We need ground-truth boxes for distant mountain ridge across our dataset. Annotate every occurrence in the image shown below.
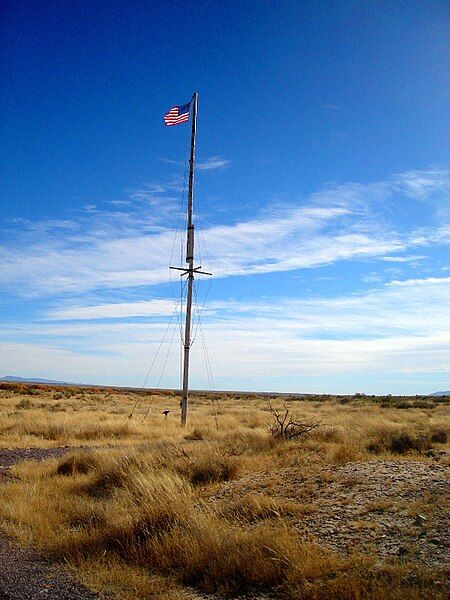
[1,375,74,385]
[1,375,449,396]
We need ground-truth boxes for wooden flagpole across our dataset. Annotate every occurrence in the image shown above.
[180,92,198,427]
[169,92,210,427]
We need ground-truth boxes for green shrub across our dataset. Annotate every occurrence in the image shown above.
[16,398,32,409]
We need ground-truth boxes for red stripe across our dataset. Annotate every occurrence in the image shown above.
[163,104,190,126]
[164,116,188,121]
[164,114,189,126]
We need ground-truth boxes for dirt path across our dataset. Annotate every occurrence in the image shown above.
[0,446,100,600]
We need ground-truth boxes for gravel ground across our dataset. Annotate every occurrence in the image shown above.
[0,532,99,600]
[0,446,83,481]
[0,446,100,600]
[1,449,448,599]
[212,459,450,570]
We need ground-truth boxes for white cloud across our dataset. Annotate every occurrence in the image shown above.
[361,273,382,283]
[3,277,449,390]
[380,255,425,263]
[1,168,448,297]
[394,168,450,200]
[386,276,450,287]
[196,157,230,170]
[27,276,447,384]
[51,299,176,320]
[159,156,230,171]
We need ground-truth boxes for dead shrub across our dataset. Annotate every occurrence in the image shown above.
[219,430,278,455]
[145,519,297,594]
[393,401,412,409]
[221,494,281,522]
[268,401,321,440]
[158,443,241,486]
[51,468,197,560]
[361,500,393,514]
[27,422,68,441]
[312,427,344,443]
[332,442,364,464]
[77,453,151,498]
[83,469,129,499]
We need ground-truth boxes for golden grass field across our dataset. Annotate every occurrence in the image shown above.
[0,382,448,599]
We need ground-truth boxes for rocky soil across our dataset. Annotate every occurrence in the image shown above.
[0,532,99,600]
[1,448,448,598]
[212,460,450,571]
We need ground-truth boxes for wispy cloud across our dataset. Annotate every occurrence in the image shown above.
[380,255,425,263]
[51,299,176,320]
[47,276,450,338]
[394,167,450,200]
[386,276,450,287]
[107,200,132,207]
[196,156,230,170]
[159,156,230,171]
[361,273,382,283]
[3,276,449,392]
[0,167,448,297]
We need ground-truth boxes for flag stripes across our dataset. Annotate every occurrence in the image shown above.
[164,101,191,126]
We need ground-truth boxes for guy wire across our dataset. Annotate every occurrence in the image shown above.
[198,317,219,429]
[128,283,187,420]
[141,315,179,423]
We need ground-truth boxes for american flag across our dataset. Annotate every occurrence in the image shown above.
[164,101,191,126]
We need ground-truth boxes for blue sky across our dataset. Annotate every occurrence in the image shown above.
[1,0,449,394]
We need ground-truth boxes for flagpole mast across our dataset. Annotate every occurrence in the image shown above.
[180,92,198,427]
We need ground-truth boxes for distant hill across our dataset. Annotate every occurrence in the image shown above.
[0,375,73,385]
[1,376,449,397]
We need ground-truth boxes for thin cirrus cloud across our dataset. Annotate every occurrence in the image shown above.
[47,276,450,342]
[159,156,230,170]
[380,255,425,263]
[2,276,448,391]
[196,156,230,170]
[0,167,448,297]
[1,166,448,393]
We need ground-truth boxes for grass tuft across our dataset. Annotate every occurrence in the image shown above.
[56,453,100,476]
[367,430,433,455]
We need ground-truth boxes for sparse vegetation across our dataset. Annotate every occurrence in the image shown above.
[268,400,322,439]
[0,382,448,599]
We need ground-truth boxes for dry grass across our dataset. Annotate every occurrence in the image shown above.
[0,383,448,599]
